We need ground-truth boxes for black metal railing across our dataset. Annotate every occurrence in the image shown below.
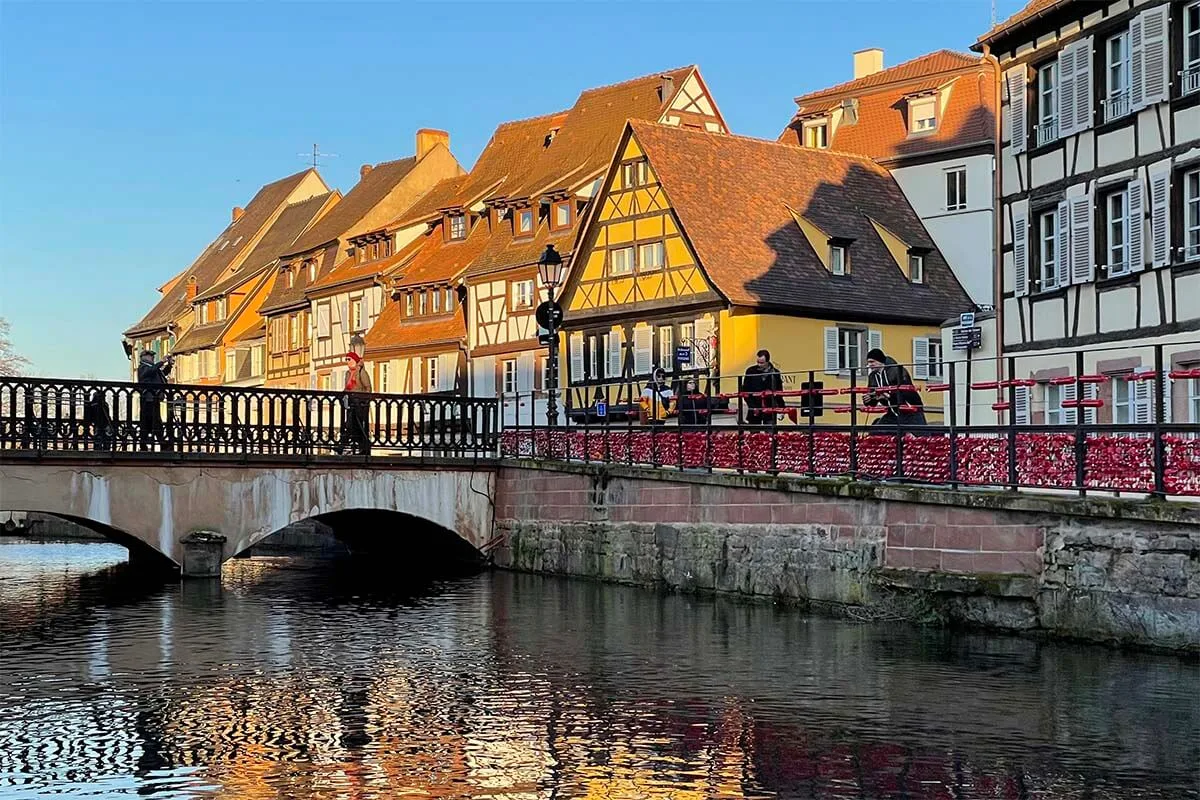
[0,377,499,460]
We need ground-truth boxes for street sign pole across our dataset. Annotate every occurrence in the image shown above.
[536,299,565,427]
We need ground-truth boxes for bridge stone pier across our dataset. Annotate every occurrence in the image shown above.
[0,460,496,576]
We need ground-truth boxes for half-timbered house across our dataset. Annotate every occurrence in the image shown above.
[558,121,973,422]
[978,0,1200,425]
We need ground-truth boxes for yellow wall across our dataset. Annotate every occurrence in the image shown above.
[719,310,943,421]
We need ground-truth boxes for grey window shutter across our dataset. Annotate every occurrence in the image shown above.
[1005,66,1028,154]
[823,327,839,374]
[1013,209,1029,296]
[1127,177,1145,272]
[1148,166,1171,267]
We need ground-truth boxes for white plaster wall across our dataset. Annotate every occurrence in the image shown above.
[1031,151,1065,186]
[1097,126,1135,169]
[1098,286,1138,333]
[890,154,994,305]
[1032,296,1066,340]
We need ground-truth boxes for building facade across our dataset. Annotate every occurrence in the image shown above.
[781,49,997,306]
[979,0,1200,425]
[558,121,973,422]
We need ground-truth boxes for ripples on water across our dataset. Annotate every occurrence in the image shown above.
[0,537,1196,799]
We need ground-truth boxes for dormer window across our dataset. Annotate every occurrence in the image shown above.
[909,96,937,133]
[517,208,534,236]
[908,253,925,284]
[830,244,848,276]
[432,288,441,314]
[492,207,507,231]
[405,292,414,317]
[418,292,427,315]
[287,268,295,289]
[448,214,467,241]
[551,200,572,231]
[307,260,317,283]
[803,118,829,149]
[621,160,649,188]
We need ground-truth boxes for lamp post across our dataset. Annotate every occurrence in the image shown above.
[348,333,366,359]
[536,244,566,426]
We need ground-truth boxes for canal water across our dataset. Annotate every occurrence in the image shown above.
[0,538,1196,799]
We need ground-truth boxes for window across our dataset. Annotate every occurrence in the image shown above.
[553,202,571,229]
[351,299,364,332]
[1190,378,1200,423]
[945,167,967,211]
[448,214,466,241]
[217,298,227,320]
[658,326,673,370]
[622,160,649,188]
[289,314,300,349]
[405,293,414,317]
[287,268,295,289]
[432,289,441,314]
[308,260,317,283]
[1105,30,1131,121]
[517,209,534,235]
[502,359,517,394]
[1046,384,1066,425]
[587,335,599,379]
[1105,188,1129,275]
[1037,61,1059,144]
[679,323,694,370]
[638,241,665,272]
[1186,168,1200,262]
[1039,209,1059,289]
[908,96,937,133]
[837,329,862,372]
[1186,2,1200,95]
[418,292,427,315]
[610,247,634,276]
[926,337,943,380]
[225,351,236,380]
[830,245,847,276]
[803,119,829,149]
[493,207,507,230]
[251,345,264,376]
[446,287,456,311]
[511,279,534,310]
[379,362,390,394]
[198,304,208,325]
[906,253,925,283]
[1113,378,1132,424]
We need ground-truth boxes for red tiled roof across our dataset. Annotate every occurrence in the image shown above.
[975,0,1067,49]
[393,222,492,289]
[625,121,972,324]
[125,169,322,337]
[780,50,994,162]
[388,175,469,228]
[364,301,466,355]
[281,157,419,258]
[306,233,425,294]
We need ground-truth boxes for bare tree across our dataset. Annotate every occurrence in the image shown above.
[0,317,30,377]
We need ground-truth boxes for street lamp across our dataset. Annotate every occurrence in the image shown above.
[537,244,565,426]
[348,333,366,358]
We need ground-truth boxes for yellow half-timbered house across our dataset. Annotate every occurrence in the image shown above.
[559,121,974,421]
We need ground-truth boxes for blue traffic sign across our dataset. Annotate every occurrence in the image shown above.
[675,346,692,363]
[595,401,607,418]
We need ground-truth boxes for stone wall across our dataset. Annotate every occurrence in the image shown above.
[494,461,1200,651]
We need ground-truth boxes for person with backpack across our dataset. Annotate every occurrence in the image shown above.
[863,347,927,427]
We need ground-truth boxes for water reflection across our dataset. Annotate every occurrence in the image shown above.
[0,539,1196,799]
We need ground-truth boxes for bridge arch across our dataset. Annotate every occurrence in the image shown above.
[0,461,495,576]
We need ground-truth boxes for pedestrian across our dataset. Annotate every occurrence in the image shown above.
[863,347,927,428]
[676,376,709,427]
[639,368,674,425]
[137,350,174,451]
[339,351,373,455]
[742,349,783,425]
[84,390,114,451]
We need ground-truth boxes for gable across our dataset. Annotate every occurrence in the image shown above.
[660,72,726,133]
[565,134,718,318]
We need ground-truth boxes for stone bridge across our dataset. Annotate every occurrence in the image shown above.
[0,458,497,576]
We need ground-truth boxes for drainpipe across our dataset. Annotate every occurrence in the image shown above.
[982,44,1005,419]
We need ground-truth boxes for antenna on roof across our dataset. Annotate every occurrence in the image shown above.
[298,143,337,169]
[991,0,997,27]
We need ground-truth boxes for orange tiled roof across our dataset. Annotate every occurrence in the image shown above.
[364,301,465,355]
[306,232,425,295]
[195,191,336,302]
[626,120,972,324]
[393,222,492,289]
[281,157,419,259]
[781,50,994,162]
[975,0,1067,49]
[125,169,321,337]
[388,175,469,228]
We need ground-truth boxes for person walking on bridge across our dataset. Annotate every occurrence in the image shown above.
[338,351,373,455]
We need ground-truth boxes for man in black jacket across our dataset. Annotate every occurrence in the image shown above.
[137,350,174,450]
[743,349,783,425]
[863,348,927,427]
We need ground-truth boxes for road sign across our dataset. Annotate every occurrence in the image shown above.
[675,346,692,364]
[537,331,554,346]
[959,311,976,328]
[535,301,563,331]
[595,400,607,418]
[952,326,982,351]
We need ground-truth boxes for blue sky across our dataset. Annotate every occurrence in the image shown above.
[0,0,1025,379]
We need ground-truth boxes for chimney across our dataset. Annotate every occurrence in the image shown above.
[416,128,450,160]
[659,74,675,102]
[232,206,245,222]
[853,48,884,80]
[360,164,373,180]
[185,276,198,301]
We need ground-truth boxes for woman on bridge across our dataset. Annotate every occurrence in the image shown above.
[337,352,373,455]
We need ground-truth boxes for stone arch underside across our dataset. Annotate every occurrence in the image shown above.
[0,462,495,568]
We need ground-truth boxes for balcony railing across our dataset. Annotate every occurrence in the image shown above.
[1104,90,1130,122]
[1036,117,1058,146]
[1184,65,1200,96]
